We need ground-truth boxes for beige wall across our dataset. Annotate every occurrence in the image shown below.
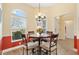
[58,14,75,39]
[34,3,76,31]
[76,4,79,38]
[2,3,37,36]
[0,4,2,53]
[59,16,65,39]
[2,3,76,39]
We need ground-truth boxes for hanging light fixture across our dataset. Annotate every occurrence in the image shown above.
[35,3,46,19]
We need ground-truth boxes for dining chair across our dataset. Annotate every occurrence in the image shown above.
[22,32,38,55]
[0,51,2,55]
[27,31,35,42]
[46,31,53,35]
[28,31,34,35]
[40,34,58,55]
[41,31,53,42]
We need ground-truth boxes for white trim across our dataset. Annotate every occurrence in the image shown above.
[2,45,26,55]
[10,11,27,42]
[11,39,23,42]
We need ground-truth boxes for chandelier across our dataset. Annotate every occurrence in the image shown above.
[35,3,46,19]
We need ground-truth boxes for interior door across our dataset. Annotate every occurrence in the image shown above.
[65,20,74,39]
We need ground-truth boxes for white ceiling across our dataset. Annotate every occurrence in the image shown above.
[27,3,57,7]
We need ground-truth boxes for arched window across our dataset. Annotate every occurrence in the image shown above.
[10,9,27,42]
[11,9,26,17]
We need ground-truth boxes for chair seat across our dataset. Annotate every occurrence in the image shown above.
[40,42,56,51]
[28,42,38,49]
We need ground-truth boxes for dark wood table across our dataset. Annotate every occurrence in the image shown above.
[29,34,50,55]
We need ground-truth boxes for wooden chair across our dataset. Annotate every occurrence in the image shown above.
[40,34,58,55]
[28,31,34,35]
[46,31,53,35]
[41,31,53,42]
[27,31,35,42]
[0,51,2,55]
[22,32,38,55]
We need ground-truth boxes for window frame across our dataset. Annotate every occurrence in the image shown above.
[10,10,27,42]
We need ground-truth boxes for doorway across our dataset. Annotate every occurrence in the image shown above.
[53,13,76,54]
[61,13,74,40]
[54,13,75,40]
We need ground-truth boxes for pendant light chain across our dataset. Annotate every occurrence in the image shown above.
[39,3,40,13]
[35,3,46,19]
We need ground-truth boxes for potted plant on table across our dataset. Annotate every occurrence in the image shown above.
[36,26,44,36]
[20,29,26,38]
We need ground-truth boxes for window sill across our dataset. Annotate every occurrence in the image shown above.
[11,39,23,42]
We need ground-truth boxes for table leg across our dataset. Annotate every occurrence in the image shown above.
[38,38,41,55]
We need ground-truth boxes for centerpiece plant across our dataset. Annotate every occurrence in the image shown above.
[36,26,44,35]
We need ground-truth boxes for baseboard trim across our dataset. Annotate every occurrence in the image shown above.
[2,45,25,55]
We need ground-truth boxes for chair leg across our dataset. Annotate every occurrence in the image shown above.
[40,47,41,55]
[49,50,51,55]
[32,48,34,55]
[46,50,48,55]
[56,48,57,55]
[0,51,2,55]
[26,48,28,55]
[23,47,25,55]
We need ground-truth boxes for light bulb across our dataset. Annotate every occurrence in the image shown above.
[35,15,38,18]
[38,12,42,16]
[41,15,44,18]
